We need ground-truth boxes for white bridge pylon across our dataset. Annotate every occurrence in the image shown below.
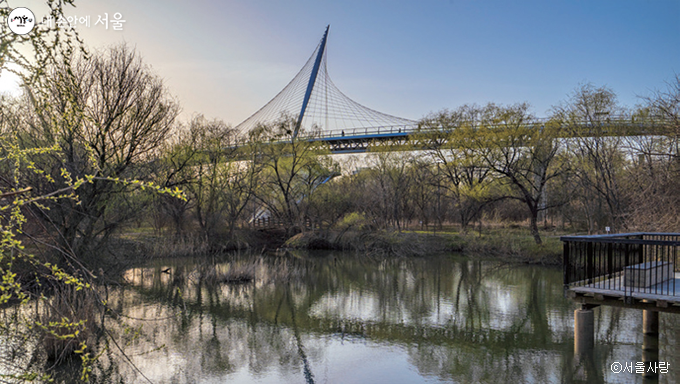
[235,25,416,139]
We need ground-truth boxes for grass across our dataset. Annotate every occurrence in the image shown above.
[107,221,566,267]
[282,225,564,264]
[409,226,564,265]
[460,231,562,265]
[284,230,450,257]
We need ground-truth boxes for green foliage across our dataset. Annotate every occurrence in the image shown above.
[250,116,338,233]
[418,106,496,229]
[0,4,184,380]
[417,103,567,243]
[1,0,85,87]
[334,212,370,231]
[0,128,185,380]
[0,128,90,380]
[2,43,181,258]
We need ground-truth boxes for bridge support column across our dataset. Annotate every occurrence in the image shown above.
[642,310,659,379]
[643,309,659,336]
[574,304,596,355]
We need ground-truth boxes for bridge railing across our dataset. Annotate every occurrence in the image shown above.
[304,124,418,140]
[251,217,316,230]
[300,115,672,141]
[562,233,680,298]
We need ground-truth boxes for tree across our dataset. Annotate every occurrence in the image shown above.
[1,1,123,379]
[175,115,259,242]
[13,44,179,257]
[551,84,628,232]
[621,76,680,231]
[641,74,680,157]
[467,103,567,244]
[418,106,495,231]
[152,127,201,236]
[407,155,439,230]
[250,116,338,234]
[1,0,84,87]
[361,150,415,231]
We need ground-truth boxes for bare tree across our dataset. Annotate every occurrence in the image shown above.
[176,115,259,242]
[551,84,628,232]
[14,44,179,257]
[152,127,201,236]
[641,74,680,157]
[363,150,414,231]
[621,76,680,231]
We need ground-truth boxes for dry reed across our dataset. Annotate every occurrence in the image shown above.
[39,284,101,364]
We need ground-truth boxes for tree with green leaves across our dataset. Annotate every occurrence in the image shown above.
[1,4,183,380]
[466,103,567,244]
[250,116,338,234]
[418,106,495,231]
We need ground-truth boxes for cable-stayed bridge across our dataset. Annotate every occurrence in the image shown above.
[235,26,673,154]
[235,26,418,152]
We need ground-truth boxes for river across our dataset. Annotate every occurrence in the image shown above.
[54,251,679,383]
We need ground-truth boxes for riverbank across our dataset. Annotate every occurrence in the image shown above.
[283,228,563,265]
[92,226,563,274]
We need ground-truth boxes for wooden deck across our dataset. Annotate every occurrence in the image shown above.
[562,232,680,313]
[567,273,680,313]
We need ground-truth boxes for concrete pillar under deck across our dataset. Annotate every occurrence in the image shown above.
[574,307,595,355]
[642,310,660,379]
[643,310,659,336]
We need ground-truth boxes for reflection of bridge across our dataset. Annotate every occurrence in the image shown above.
[235,26,672,154]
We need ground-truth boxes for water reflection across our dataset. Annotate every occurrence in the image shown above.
[57,252,679,383]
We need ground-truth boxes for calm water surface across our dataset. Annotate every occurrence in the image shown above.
[74,252,679,383]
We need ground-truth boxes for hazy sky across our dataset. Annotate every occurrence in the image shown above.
[5,0,680,125]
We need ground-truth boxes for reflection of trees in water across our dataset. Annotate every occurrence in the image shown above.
[405,342,560,384]
[89,293,320,383]
[89,253,680,383]
[287,283,316,384]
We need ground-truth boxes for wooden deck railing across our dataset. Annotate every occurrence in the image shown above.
[562,233,680,298]
[251,217,316,230]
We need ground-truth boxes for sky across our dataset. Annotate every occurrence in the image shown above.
[3,0,680,126]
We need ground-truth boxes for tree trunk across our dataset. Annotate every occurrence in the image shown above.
[530,212,542,244]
